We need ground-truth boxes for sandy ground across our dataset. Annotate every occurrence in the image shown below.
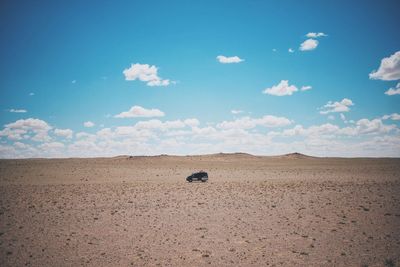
[0,153,399,266]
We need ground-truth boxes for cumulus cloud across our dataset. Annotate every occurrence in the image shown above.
[113,126,154,138]
[76,132,96,140]
[83,121,95,128]
[306,32,327,38]
[262,80,298,96]
[134,119,186,131]
[217,115,292,130]
[1,114,400,158]
[0,118,51,141]
[94,118,200,141]
[319,98,354,114]
[382,113,400,120]
[114,106,165,118]
[299,39,319,51]
[384,82,400,95]
[9,109,27,113]
[216,55,244,64]
[5,119,50,133]
[123,63,171,86]
[288,48,294,53]
[83,119,198,145]
[14,142,30,150]
[369,51,400,81]
[39,142,65,150]
[184,118,200,127]
[356,118,396,134]
[301,85,312,91]
[54,128,73,139]
[279,123,341,137]
[279,118,396,138]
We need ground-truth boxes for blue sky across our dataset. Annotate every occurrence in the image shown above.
[0,0,400,158]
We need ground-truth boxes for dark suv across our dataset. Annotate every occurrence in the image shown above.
[186,171,208,182]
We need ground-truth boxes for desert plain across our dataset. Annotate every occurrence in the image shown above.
[0,153,399,266]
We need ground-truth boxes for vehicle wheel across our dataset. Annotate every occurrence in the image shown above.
[188,179,192,182]
[201,179,206,182]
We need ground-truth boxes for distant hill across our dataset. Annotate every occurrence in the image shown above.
[280,152,315,159]
[117,152,314,160]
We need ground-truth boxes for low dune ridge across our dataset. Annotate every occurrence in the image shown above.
[0,154,399,266]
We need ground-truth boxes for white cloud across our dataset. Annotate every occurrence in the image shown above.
[184,118,200,127]
[328,115,335,120]
[147,79,170,87]
[5,118,50,133]
[262,80,298,96]
[319,98,354,114]
[9,109,27,113]
[384,82,400,95]
[1,142,38,158]
[299,39,319,51]
[385,88,400,95]
[369,51,400,81]
[272,48,277,52]
[279,123,341,137]
[123,63,171,86]
[217,115,292,130]
[1,114,400,158]
[356,118,396,134]
[134,119,186,131]
[113,126,153,138]
[288,48,294,53]
[76,132,96,140]
[54,128,73,139]
[301,85,312,91]
[192,126,217,136]
[0,118,51,141]
[0,129,24,141]
[279,119,396,138]
[382,113,400,120]
[83,121,95,128]
[340,113,346,121]
[29,92,34,96]
[306,32,327,38]
[92,118,199,143]
[231,110,244,115]
[216,55,244,64]
[14,142,30,149]
[68,140,100,156]
[39,142,65,150]
[72,80,76,84]
[114,106,165,118]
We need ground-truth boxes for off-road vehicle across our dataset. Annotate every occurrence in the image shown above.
[186,171,208,182]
